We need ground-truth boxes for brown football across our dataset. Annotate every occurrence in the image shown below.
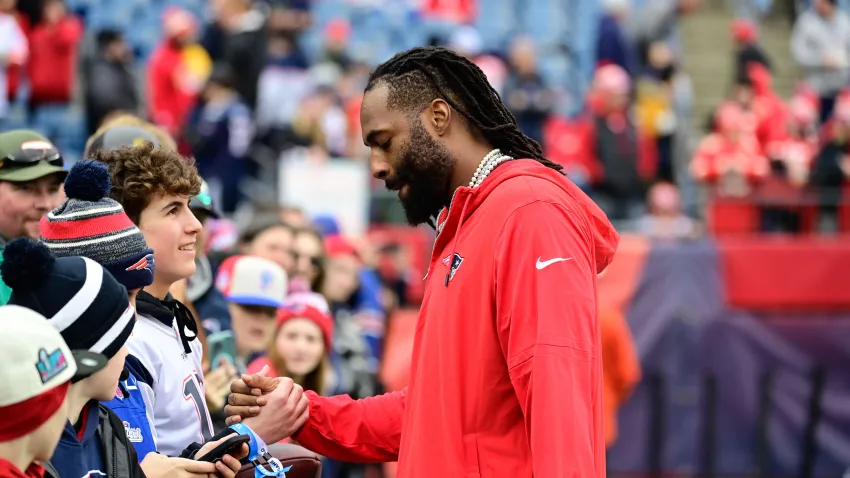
[235,443,321,478]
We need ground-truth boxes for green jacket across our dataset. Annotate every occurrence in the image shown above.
[0,243,9,305]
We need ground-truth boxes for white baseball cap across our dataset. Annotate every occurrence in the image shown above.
[216,255,288,308]
[0,305,107,441]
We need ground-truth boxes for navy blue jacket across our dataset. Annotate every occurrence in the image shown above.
[48,401,143,478]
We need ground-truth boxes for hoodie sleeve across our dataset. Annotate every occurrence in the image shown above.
[494,200,602,478]
[292,389,405,463]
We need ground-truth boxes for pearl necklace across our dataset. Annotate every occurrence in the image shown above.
[468,149,514,188]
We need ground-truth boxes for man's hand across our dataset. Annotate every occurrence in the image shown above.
[139,453,218,477]
[224,365,310,443]
[195,435,249,478]
[223,365,281,425]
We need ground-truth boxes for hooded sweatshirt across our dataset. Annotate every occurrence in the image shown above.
[47,401,144,478]
[49,401,105,478]
[293,159,619,478]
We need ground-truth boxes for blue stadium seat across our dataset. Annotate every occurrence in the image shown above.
[72,0,601,108]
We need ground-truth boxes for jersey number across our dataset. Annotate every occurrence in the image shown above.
[183,373,214,441]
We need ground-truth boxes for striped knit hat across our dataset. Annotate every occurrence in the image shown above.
[0,239,135,362]
[40,161,154,291]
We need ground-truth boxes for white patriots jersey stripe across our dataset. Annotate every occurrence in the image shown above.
[127,314,212,456]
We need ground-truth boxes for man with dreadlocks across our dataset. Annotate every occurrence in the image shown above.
[225,46,619,478]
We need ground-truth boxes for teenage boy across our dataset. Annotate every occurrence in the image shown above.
[91,142,214,456]
[0,305,96,478]
[179,179,231,335]
[0,239,245,477]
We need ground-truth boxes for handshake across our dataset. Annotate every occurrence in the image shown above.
[223,365,311,444]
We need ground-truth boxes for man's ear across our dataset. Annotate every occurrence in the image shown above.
[428,99,452,137]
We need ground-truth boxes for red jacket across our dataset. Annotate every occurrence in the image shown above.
[6,12,30,101]
[28,16,83,105]
[294,160,619,478]
[147,42,195,136]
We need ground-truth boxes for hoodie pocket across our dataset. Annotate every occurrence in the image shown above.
[463,434,481,477]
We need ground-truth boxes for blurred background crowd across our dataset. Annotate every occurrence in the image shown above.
[1,0,849,476]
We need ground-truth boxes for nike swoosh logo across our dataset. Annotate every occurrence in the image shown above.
[536,257,573,270]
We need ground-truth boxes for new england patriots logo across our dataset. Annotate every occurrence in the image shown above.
[36,348,68,384]
[441,253,464,282]
[126,254,155,273]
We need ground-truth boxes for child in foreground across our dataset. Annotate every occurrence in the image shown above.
[0,239,245,477]
[0,305,93,478]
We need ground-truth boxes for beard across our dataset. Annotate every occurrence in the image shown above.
[391,119,456,226]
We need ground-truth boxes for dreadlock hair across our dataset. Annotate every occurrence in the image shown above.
[365,46,563,174]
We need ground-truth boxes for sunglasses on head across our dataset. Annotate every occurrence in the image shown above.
[0,143,63,170]
[194,192,213,207]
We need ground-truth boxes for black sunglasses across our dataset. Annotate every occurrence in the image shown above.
[0,143,64,169]
[290,250,323,268]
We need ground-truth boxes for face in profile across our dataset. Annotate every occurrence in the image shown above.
[83,345,129,402]
[139,194,202,287]
[361,84,457,226]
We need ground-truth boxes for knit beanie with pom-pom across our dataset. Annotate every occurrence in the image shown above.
[0,238,134,364]
[39,160,154,291]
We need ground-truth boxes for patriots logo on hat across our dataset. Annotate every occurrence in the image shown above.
[126,254,155,273]
[36,348,68,384]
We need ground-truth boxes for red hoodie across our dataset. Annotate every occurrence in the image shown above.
[147,41,196,136]
[294,160,619,478]
[28,16,83,105]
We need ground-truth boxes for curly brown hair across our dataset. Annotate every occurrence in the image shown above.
[91,142,202,224]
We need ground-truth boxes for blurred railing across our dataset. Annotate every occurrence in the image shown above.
[705,183,850,236]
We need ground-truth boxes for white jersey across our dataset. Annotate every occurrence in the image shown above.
[127,313,213,456]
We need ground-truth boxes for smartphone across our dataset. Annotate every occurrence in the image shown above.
[207,330,237,371]
[196,434,251,463]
